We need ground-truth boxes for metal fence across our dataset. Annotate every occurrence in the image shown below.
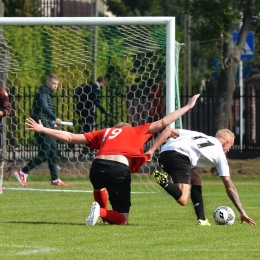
[181,77,260,159]
[5,80,260,161]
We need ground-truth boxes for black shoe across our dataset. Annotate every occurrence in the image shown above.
[150,170,168,187]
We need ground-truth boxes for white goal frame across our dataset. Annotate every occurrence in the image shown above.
[0,16,176,127]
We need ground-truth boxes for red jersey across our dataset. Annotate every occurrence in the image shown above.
[83,123,152,173]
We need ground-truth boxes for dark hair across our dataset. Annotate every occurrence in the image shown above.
[97,76,107,83]
[155,76,162,82]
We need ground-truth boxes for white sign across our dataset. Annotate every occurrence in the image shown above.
[233,32,254,59]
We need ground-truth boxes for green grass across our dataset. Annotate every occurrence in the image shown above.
[0,177,260,260]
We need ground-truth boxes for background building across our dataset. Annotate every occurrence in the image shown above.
[39,0,111,17]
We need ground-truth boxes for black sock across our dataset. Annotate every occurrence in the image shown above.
[164,183,182,200]
[190,185,205,220]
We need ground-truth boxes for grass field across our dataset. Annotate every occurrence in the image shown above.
[0,176,259,260]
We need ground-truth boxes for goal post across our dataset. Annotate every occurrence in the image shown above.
[0,17,182,192]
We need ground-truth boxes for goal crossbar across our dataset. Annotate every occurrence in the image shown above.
[0,17,174,26]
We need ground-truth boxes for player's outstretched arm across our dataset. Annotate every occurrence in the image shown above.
[25,118,88,145]
[221,176,256,226]
[148,94,200,134]
[145,128,178,160]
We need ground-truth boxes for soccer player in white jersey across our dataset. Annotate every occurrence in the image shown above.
[145,128,256,226]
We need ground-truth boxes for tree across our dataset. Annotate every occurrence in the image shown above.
[104,0,213,94]
[105,0,260,132]
[2,0,42,17]
[178,0,260,132]
[104,0,162,16]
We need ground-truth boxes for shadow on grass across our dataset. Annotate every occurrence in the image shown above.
[4,220,85,226]
[3,220,143,227]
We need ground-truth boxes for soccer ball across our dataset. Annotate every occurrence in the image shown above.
[213,206,235,225]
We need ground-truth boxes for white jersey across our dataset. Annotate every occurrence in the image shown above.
[160,129,230,177]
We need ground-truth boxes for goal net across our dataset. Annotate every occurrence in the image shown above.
[0,17,181,193]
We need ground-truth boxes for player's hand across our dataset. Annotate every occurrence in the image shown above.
[25,118,44,133]
[240,211,256,226]
[186,94,200,110]
[55,118,62,125]
[145,149,154,161]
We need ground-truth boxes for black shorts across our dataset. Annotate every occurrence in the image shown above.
[158,151,191,184]
[89,159,131,213]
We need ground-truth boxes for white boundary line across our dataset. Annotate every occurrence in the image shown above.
[2,187,158,194]
[0,244,54,256]
[4,187,92,193]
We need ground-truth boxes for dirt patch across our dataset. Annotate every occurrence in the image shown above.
[195,158,260,177]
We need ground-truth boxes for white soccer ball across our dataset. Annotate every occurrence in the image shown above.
[213,206,235,225]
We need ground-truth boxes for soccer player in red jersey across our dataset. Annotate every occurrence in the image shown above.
[24,94,200,226]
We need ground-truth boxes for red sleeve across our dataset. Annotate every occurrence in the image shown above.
[133,123,152,142]
[83,129,106,150]
[133,123,152,135]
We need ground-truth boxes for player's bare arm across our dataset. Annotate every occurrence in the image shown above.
[25,117,88,145]
[145,128,180,160]
[222,177,244,212]
[148,94,200,134]
[221,176,256,226]
[169,128,180,139]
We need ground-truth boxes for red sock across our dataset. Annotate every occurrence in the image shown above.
[100,208,126,225]
[93,189,108,209]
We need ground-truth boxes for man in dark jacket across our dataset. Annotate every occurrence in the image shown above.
[75,76,109,157]
[75,76,109,133]
[0,86,11,194]
[14,74,68,187]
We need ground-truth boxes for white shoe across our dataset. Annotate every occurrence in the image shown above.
[85,202,100,226]
[14,170,27,186]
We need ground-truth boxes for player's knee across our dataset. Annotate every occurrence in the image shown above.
[177,194,189,206]
[177,198,188,206]
[190,169,202,185]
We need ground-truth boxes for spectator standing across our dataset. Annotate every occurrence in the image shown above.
[75,76,110,157]
[149,77,166,122]
[75,76,109,133]
[14,74,69,187]
[0,86,11,194]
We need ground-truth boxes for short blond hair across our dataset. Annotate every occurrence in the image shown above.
[114,122,132,128]
[47,74,58,83]
[215,129,235,140]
